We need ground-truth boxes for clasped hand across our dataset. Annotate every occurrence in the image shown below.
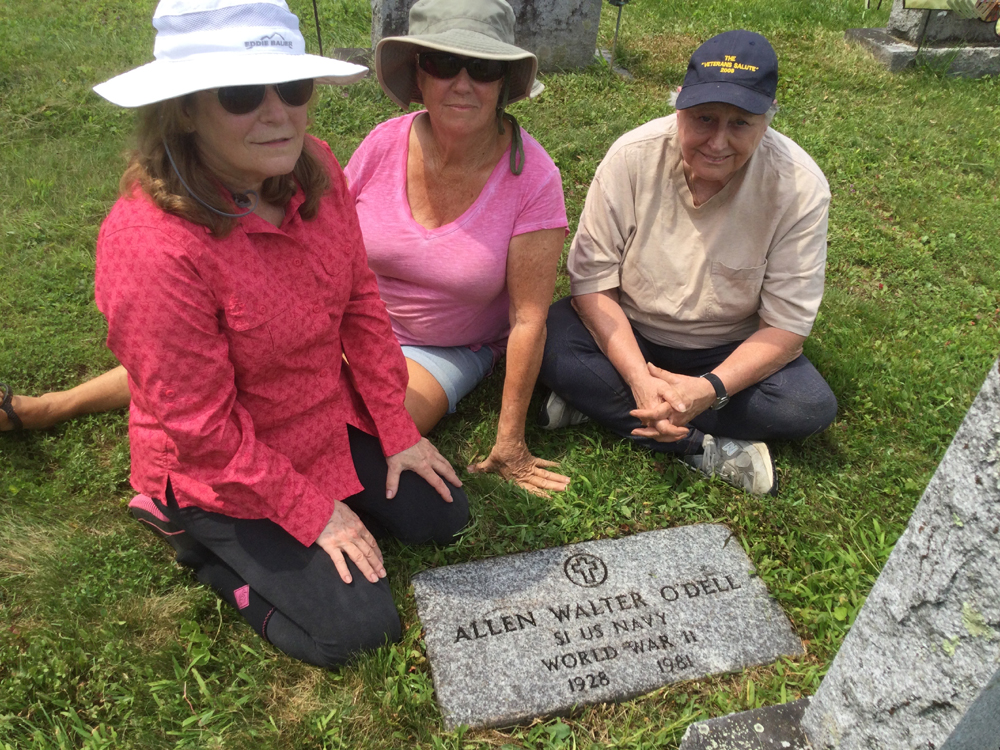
[629,363,716,442]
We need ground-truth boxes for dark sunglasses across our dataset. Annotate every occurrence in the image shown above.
[216,79,314,115]
[417,52,506,83]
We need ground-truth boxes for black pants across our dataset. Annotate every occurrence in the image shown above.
[156,426,469,669]
[539,297,838,455]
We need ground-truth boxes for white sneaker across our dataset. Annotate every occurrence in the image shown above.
[538,391,589,431]
[683,434,777,496]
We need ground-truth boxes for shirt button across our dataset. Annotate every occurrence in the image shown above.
[258,305,267,314]
[293,259,303,267]
[164,389,175,398]
[313,304,322,314]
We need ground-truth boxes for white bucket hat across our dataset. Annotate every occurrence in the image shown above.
[375,0,543,110]
[93,0,367,108]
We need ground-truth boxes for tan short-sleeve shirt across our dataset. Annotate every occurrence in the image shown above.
[569,114,830,349]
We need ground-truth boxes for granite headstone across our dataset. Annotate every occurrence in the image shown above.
[801,359,1000,749]
[886,0,998,44]
[678,359,1000,749]
[369,0,603,71]
[846,0,1000,77]
[413,525,804,730]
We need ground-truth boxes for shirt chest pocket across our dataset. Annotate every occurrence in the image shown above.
[223,293,296,373]
[707,261,766,322]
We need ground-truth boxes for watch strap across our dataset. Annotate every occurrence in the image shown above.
[700,372,730,409]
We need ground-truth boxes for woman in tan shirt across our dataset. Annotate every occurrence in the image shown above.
[538,30,837,497]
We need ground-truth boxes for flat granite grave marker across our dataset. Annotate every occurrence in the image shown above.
[678,359,1000,749]
[413,524,804,730]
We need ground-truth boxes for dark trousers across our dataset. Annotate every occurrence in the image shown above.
[156,426,469,669]
[538,297,837,455]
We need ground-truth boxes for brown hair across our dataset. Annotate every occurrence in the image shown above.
[119,96,330,237]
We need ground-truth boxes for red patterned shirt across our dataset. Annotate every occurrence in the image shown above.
[95,137,420,546]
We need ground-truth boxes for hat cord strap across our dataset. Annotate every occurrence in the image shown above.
[162,138,258,218]
[504,113,525,176]
[496,74,524,176]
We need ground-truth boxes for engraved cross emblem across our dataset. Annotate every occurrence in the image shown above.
[564,553,608,588]
[572,557,601,583]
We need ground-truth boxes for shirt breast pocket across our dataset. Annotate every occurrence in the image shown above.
[708,261,766,322]
[223,295,291,373]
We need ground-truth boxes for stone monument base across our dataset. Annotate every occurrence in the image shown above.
[846,27,1000,77]
[678,698,812,750]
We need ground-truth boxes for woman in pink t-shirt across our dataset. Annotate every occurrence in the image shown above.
[347,0,571,496]
[3,0,571,497]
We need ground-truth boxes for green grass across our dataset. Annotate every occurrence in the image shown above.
[1,0,998,747]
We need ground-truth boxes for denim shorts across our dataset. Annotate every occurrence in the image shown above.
[401,344,496,413]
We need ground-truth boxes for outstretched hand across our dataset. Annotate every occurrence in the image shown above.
[316,502,385,585]
[385,437,462,503]
[468,440,571,497]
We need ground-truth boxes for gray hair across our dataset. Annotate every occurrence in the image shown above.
[669,89,778,126]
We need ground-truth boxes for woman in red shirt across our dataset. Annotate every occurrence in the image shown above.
[88,0,467,668]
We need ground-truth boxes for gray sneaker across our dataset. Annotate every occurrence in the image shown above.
[538,391,589,431]
[683,434,777,496]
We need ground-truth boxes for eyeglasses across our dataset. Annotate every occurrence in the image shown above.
[216,79,314,115]
[417,52,506,83]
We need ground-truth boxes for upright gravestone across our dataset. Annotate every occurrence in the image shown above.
[369,0,603,71]
[846,0,1000,77]
[413,525,804,730]
[678,359,1000,749]
[801,358,1000,748]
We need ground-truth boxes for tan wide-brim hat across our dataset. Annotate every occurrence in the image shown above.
[375,0,543,110]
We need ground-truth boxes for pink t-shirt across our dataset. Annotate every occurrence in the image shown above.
[346,112,567,349]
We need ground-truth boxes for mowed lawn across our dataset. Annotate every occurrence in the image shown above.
[1,0,998,747]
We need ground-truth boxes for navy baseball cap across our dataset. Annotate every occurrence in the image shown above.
[674,30,778,115]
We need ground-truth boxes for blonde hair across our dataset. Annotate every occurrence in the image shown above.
[119,97,330,238]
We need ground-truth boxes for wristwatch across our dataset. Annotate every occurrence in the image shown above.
[700,372,730,410]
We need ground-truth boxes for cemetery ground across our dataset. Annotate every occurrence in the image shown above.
[1,0,998,747]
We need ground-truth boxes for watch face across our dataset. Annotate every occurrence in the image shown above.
[713,395,730,410]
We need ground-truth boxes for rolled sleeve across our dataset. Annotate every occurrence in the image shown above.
[758,192,829,337]
[568,173,634,296]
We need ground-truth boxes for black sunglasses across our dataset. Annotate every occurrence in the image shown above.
[417,52,506,83]
[216,79,315,115]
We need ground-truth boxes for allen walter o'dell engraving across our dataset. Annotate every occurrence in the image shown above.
[413,525,805,730]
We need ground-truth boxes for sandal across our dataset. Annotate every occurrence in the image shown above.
[0,383,23,431]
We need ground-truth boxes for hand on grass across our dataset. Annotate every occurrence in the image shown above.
[385,438,462,502]
[468,439,571,497]
[316,502,385,585]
